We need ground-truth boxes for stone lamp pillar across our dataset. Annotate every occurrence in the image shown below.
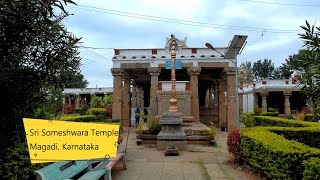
[157,35,187,151]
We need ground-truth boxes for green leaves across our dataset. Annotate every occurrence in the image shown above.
[241,127,320,179]
[252,59,275,80]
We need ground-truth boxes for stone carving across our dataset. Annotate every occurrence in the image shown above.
[187,67,201,74]
[111,68,124,76]
[148,67,161,75]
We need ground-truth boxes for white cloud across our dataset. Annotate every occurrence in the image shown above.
[63,0,320,87]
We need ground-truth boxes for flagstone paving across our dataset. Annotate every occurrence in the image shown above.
[112,127,259,180]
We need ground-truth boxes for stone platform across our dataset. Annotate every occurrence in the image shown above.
[138,122,210,145]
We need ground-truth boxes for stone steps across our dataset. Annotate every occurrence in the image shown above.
[182,122,194,126]
[181,116,194,127]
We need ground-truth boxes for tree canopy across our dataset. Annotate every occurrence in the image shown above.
[252,59,275,80]
[0,0,86,142]
[298,21,320,117]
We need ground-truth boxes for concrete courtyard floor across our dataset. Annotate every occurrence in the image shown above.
[112,127,259,180]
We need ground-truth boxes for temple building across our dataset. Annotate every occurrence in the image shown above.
[111,35,247,130]
[239,75,305,116]
[62,87,113,108]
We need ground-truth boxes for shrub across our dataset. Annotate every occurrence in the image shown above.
[301,106,312,114]
[0,142,48,179]
[86,108,107,120]
[271,127,320,149]
[254,106,262,115]
[268,107,275,112]
[260,112,279,117]
[241,127,320,179]
[227,129,242,162]
[300,113,306,121]
[304,114,317,122]
[148,119,161,135]
[244,113,255,127]
[79,105,89,115]
[303,157,320,180]
[90,94,105,108]
[105,105,112,118]
[59,115,96,122]
[251,116,320,127]
[287,115,294,119]
[136,122,144,138]
[207,121,216,140]
[63,104,74,114]
[74,108,81,114]
[32,107,52,120]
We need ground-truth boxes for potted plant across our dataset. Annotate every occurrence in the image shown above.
[207,121,217,145]
[136,122,144,145]
[220,121,226,131]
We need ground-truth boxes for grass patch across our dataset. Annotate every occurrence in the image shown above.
[197,160,211,180]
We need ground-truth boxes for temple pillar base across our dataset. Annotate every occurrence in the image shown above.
[157,112,187,151]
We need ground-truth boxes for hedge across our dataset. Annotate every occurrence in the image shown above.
[74,108,81,114]
[271,127,320,149]
[59,115,96,122]
[241,127,320,179]
[303,157,320,180]
[249,116,320,127]
[304,114,317,122]
[260,112,279,117]
[86,108,107,120]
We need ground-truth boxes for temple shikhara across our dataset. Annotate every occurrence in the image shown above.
[111,35,247,130]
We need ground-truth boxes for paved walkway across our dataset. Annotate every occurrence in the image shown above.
[112,127,258,180]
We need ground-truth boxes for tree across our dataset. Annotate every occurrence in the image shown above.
[298,21,320,117]
[278,50,308,79]
[252,59,275,80]
[0,0,82,145]
[240,61,253,72]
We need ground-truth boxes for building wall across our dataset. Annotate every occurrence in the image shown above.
[241,93,257,113]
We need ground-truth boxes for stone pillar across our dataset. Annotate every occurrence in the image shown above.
[68,95,71,105]
[136,86,141,107]
[213,84,218,107]
[209,85,214,108]
[149,67,160,116]
[260,91,268,112]
[205,88,209,107]
[188,67,201,122]
[63,94,66,106]
[284,91,292,116]
[226,71,237,130]
[131,82,137,108]
[75,93,80,109]
[218,79,227,127]
[239,93,243,114]
[140,87,144,108]
[253,92,259,108]
[90,93,95,107]
[122,77,131,126]
[111,68,124,121]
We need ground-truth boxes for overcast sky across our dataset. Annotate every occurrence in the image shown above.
[63,0,320,88]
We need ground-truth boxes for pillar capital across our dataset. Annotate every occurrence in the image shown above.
[260,90,269,97]
[111,68,124,76]
[187,67,201,75]
[226,68,236,75]
[148,67,161,76]
[283,90,292,96]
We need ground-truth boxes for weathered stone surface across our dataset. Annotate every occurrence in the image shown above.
[184,129,193,136]
[157,112,187,151]
[165,146,179,156]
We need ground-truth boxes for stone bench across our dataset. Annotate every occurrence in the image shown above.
[34,146,126,180]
